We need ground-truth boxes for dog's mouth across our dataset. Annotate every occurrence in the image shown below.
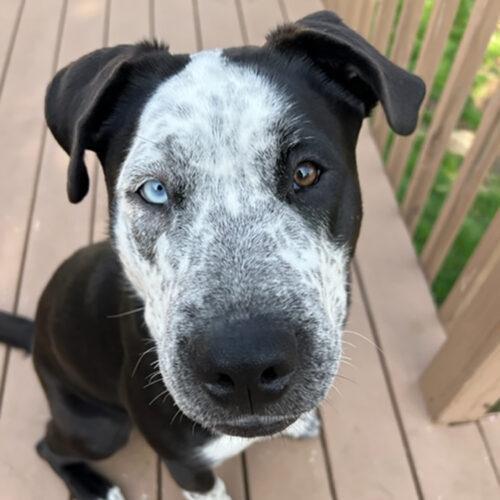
[213,415,298,437]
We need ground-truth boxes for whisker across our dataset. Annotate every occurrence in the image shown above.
[340,359,357,370]
[144,377,163,389]
[330,384,343,398]
[170,407,184,426]
[336,373,357,385]
[107,306,145,319]
[149,389,169,406]
[131,346,156,377]
[343,329,384,354]
[342,340,356,349]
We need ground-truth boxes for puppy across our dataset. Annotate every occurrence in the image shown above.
[0,10,424,500]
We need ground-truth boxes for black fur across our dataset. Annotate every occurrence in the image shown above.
[0,312,34,353]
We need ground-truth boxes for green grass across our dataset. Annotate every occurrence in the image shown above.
[383,0,500,307]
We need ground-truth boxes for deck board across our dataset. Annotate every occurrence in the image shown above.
[0,1,499,500]
[321,273,419,500]
[355,126,500,499]
[0,0,23,95]
[480,415,500,482]
[0,1,106,498]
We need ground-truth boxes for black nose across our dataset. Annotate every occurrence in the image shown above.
[191,316,297,412]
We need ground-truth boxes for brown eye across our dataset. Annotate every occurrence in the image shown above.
[293,162,321,190]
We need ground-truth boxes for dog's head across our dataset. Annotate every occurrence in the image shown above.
[45,11,424,437]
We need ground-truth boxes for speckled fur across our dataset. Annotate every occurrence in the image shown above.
[114,50,348,430]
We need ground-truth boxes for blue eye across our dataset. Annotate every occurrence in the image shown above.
[138,180,169,205]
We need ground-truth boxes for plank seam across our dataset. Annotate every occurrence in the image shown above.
[241,452,251,500]
[234,0,249,45]
[318,412,338,500]
[477,421,500,486]
[277,0,290,22]
[353,259,425,500]
[191,0,203,52]
[157,454,163,500]
[0,0,26,104]
[149,0,155,39]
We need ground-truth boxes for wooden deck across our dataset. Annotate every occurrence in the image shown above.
[0,1,499,499]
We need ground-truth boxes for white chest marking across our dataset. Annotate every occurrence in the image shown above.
[199,435,258,467]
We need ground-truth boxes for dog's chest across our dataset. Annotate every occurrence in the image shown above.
[199,435,258,466]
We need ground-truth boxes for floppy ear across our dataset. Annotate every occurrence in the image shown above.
[266,10,425,135]
[45,42,167,203]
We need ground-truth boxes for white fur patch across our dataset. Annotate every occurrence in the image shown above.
[283,410,321,440]
[183,477,231,500]
[199,435,258,467]
[104,486,126,500]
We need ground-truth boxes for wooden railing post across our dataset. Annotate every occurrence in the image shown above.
[401,0,500,233]
[371,0,425,150]
[385,0,461,190]
[420,86,500,281]
[421,212,500,423]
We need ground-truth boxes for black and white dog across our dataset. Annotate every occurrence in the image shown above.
[0,10,424,500]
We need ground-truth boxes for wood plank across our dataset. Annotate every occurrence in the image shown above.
[0,2,107,499]
[402,0,500,232]
[386,0,461,189]
[480,414,500,481]
[421,212,500,422]
[0,0,63,312]
[154,0,198,53]
[239,0,282,46]
[0,0,25,412]
[371,0,397,54]
[371,0,425,150]
[0,0,63,416]
[420,86,500,280]
[283,0,323,21]
[358,0,377,40]
[0,0,24,97]
[354,124,500,498]
[441,211,500,330]
[0,351,68,500]
[321,274,419,500]
[246,437,331,500]
[420,258,500,422]
[197,0,243,49]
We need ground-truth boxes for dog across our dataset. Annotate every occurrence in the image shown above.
[0,10,424,500]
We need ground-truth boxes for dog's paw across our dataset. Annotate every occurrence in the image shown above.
[283,410,321,440]
[182,477,231,500]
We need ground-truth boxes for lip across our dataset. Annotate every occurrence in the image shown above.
[214,417,296,437]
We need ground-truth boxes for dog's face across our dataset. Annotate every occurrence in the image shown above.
[45,11,424,436]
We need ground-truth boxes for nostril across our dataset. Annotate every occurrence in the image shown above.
[216,373,234,388]
[204,372,235,399]
[260,367,278,385]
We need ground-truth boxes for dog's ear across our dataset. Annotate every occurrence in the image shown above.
[45,42,167,203]
[266,10,425,135]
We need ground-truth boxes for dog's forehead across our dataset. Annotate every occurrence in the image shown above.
[122,49,294,183]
